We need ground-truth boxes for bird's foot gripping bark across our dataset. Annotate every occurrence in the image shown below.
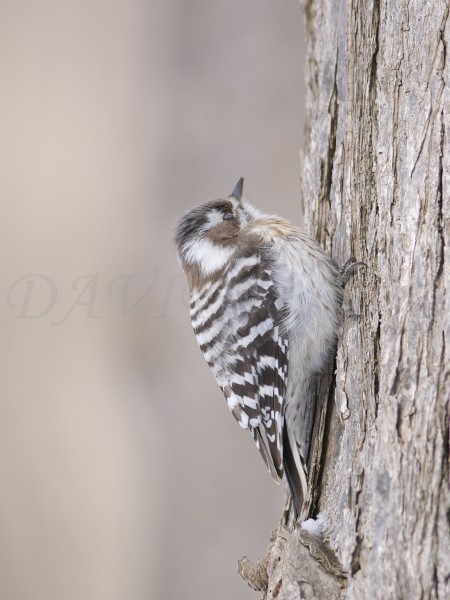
[339,256,366,287]
[339,257,366,318]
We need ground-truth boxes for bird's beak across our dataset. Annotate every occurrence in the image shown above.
[229,177,244,205]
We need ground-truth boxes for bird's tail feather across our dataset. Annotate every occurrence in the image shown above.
[283,427,308,518]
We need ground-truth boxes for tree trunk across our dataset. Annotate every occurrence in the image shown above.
[239,1,450,598]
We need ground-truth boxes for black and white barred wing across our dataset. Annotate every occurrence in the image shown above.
[226,317,288,483]
[190,253,289,482]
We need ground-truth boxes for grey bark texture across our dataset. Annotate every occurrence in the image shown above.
[239,1,450,598]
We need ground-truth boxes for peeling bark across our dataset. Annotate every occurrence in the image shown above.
[239,1,450,598]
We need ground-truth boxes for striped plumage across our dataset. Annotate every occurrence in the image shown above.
[190,250,288,481]
[175,179,342,516]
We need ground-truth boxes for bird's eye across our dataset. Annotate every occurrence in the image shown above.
[223,211,234,221]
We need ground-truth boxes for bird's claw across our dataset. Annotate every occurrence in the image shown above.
[339,257,367,286]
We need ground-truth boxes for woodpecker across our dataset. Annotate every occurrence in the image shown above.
[175,179,343,516]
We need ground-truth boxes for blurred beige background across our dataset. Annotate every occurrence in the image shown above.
[0,1,304,599]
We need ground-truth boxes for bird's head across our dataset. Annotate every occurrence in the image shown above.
[174,178,263,277]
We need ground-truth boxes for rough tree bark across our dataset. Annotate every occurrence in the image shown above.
[239,1,449,598]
